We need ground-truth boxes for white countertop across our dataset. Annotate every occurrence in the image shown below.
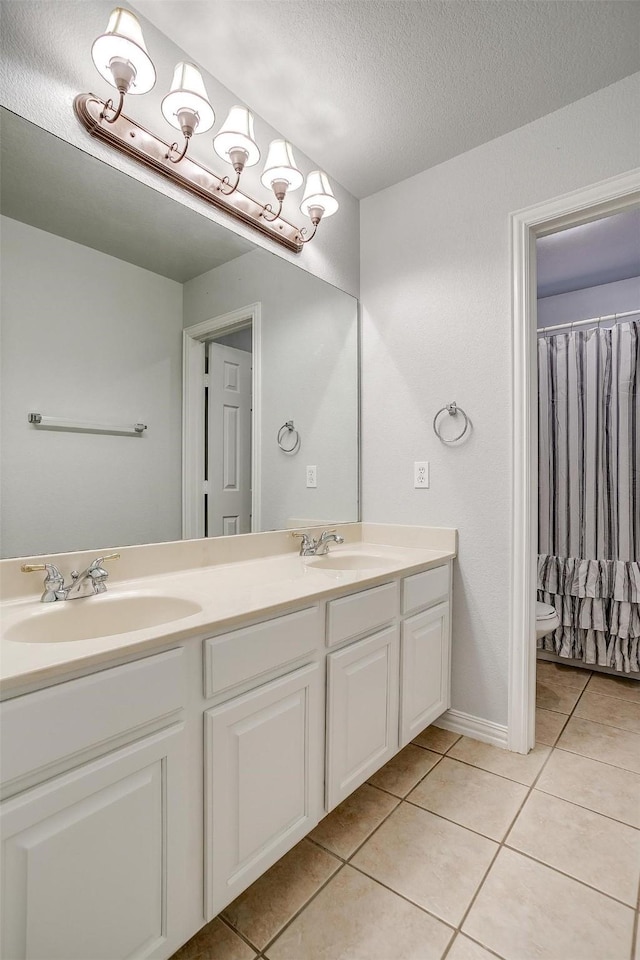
[0,525,456,696]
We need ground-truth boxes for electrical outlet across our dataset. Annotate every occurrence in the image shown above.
[414,461,429,488]
[306,465,317,488]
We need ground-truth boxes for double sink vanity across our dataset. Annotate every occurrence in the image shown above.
[0,522,456,960]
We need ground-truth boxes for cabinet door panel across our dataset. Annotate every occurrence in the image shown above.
[400,602,450,747]
[326,625,399,811]
[1,725,184,960]
[205,663,321,918]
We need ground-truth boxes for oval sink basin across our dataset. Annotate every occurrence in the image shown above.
[5,594,203,644]
[307,553,395,571]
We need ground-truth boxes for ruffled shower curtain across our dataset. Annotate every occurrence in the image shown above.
[537,319,640,674]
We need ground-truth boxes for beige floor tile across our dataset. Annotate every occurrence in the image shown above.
[535,707,568,746]
[587,672,640,703]
[446,935,501,960]
[536,748,640,828]
[463,847,635,960]
[535,679,582,714]
[574,690,640,734]
[170,918,257,960]
[536,660,591,690]
[351,801,497,925]
[309,783,399,859]
[557,716,640,774]
[367,744,441,797]
[408,757,527,841]
[412,724,461,754]
[447,738,551,786]
[265,865,453,960]
[221,839,340,950]
[507,790,640,905]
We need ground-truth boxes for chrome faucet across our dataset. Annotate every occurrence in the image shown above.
[292,530,345,557]
[21,554,120,602]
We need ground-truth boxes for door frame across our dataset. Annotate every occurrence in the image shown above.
[508,168,640,753]
[182,303,262,539]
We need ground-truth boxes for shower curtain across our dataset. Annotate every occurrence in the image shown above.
[537,318,640,674]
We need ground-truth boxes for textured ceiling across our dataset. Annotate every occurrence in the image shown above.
[0,109,255,282]
[537,208,640,299]
[133,0,640,199]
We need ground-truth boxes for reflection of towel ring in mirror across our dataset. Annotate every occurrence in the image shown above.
[278,420,301,454]
[433,402,470,444]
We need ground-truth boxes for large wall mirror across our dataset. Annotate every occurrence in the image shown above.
[0,109,359,559]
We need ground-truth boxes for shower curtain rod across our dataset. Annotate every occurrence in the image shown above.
[537,308,640,334]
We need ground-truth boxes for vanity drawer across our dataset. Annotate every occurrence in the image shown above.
[0,648,184,789]
[204,605,322,699]
[402,564,450,617]
[326,581,399,647]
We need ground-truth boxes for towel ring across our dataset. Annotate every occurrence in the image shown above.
[433,402,470,444]
[278,420,301,454]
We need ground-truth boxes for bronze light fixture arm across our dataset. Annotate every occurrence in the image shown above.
[100,90,126,124]
[166,135,191,163]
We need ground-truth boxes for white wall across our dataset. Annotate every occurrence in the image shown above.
[0,1,359,298]
[537,276,640,327]
[184,250,358,531]
[1,216,183,557]
[360,74,640,727]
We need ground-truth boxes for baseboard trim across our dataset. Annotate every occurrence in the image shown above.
[435,709,508,749]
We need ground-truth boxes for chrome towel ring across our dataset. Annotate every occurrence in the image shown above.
[277,420,301,453]
[433,402,470,444]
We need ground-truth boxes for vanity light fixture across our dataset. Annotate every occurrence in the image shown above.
[161,62,215,163]
[91,7,156,123]
[213,105,260,195]
[260,140,303,221]
[77,7,338,251]
[299,170,339,242]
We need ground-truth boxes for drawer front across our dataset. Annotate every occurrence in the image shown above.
[204,606,321,699]
[0,648,184,788]
[402,564,450,616]
[326,581,399,647]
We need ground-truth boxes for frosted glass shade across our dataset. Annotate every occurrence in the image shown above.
[91,7,156,94]
[300,170,339,218]
[260,140,303,191]
[213,106,260,167]
[161,62,215,134]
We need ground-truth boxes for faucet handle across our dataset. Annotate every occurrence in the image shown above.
[21,562,63,580]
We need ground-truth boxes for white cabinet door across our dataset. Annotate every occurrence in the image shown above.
[204,662,322,919]
[400,601,451,747]
[1,724,186,960]
[326,625,400,812]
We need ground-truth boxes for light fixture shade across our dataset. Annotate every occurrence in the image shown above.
[91,7,156,94]
[213,106,260,167]
[260,140,303,191]
[300,170,339,218]
[161,62,215,134]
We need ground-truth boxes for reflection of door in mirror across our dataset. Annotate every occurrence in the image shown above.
[207,337,252,537]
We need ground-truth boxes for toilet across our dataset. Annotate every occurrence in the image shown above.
[536,601,560,639]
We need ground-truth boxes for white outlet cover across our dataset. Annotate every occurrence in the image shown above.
[306,465,317,488]
[414,461,429,488]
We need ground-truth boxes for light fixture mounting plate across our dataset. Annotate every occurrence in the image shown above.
[73,93,304,253]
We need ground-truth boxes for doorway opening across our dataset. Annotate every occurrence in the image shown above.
[509,170,640,753]
[183,303,262,539]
